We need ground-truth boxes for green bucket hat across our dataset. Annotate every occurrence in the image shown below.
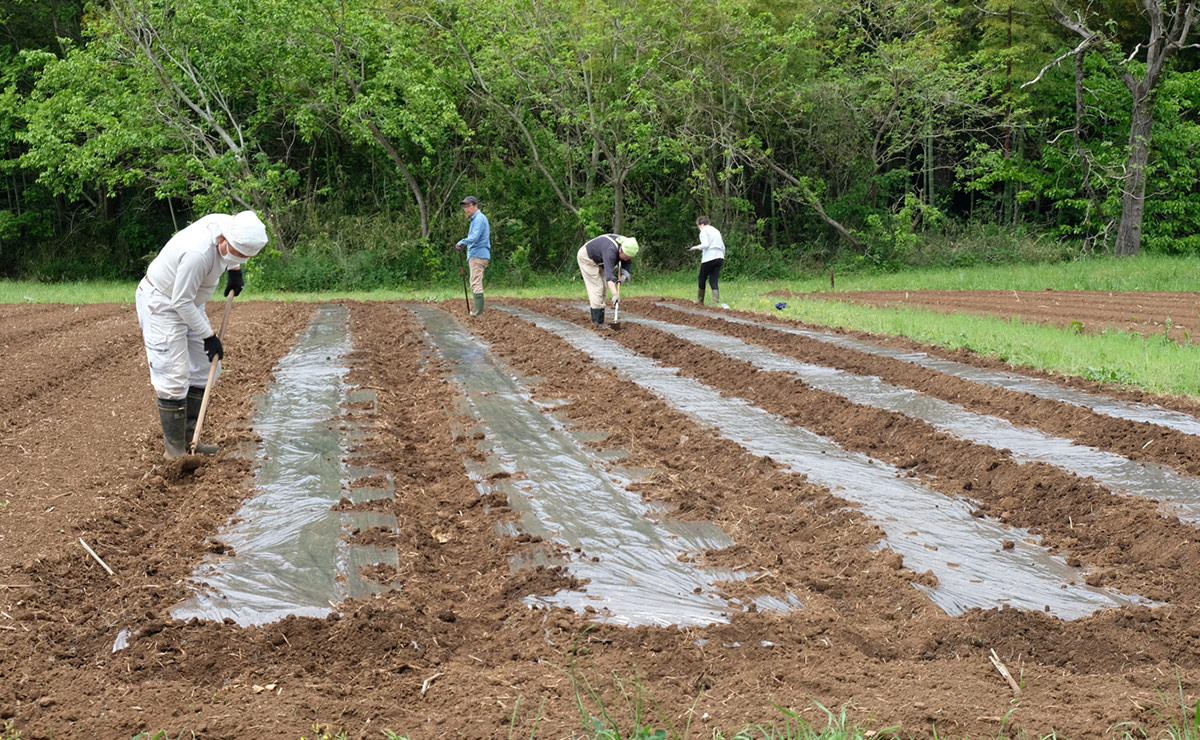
[616,236,640,257]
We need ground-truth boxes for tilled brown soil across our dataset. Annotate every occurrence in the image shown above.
[5,295,1200,738]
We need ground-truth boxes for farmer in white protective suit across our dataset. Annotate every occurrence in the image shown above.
[135,211,269,459]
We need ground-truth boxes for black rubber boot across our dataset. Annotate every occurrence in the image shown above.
[472,292,484,316]
[697,288,705,305]
[157,397,188,460]
[186,386,220,455]
[590,307,606,326]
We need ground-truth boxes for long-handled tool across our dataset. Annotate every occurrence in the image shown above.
[456,246,472,314]
[609,281,622,331]
[190,292,235,454]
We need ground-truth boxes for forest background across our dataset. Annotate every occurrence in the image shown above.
[1,0,1198,292]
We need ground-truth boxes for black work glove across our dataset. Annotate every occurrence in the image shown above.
[224,268,244,296]
[203,334,224,362]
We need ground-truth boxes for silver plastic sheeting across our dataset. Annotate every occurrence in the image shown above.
[659,303,1200,438]
[172,305,398,627]
[624,312,1200,522]
[409,305,799,627]
[503,305,1153,620]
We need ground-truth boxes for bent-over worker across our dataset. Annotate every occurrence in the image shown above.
[577,233,638,327]
[136,210,269,459]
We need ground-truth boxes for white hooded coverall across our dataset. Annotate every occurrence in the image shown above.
[135,214,250,400]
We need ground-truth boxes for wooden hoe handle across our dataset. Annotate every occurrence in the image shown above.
[190,293,235,453]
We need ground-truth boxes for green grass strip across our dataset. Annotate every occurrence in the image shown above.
[745,293,1200,397]
[790,253,1200,292]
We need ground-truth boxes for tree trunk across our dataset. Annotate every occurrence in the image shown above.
[613,175,624,234]
[1114,85,1155,256]
[1071,49,1102,233]
[925,132,933,209]
[364,121,429,239]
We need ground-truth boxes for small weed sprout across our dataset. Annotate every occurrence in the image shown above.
[299,724,348,740]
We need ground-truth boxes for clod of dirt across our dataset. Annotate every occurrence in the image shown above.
[915,570,940,588]
[140,621,167,637]
[162,456,205,480]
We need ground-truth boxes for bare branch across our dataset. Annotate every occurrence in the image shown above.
[1047,127,1074,145]
[1050,6,1095,39]
[1022,33,1098,88]
[971,3,1033,17]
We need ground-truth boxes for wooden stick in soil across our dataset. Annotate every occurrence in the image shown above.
[989,648,1021,693]
[79,538,117,577]
[421,672,444,695]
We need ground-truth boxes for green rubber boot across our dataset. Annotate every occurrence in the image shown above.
[472,292,484,316]
[157,398,189,460]
[186,386,220,455]
[697,288,705,305]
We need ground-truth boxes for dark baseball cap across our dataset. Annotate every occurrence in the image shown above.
[460,196,479,205]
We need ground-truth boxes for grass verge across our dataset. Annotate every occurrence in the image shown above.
[747,294,1200,397]
[5,253,1200,397]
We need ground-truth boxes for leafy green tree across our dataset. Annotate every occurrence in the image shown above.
[1026,0,1200,255]
[295,1,466,239]
[439,0,697,235]
[0,0,86,270]
[729,0,1000,262]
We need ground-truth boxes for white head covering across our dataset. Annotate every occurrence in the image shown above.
[224,211,269,256]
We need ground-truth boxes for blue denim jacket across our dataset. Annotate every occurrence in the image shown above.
[460,211,491,260]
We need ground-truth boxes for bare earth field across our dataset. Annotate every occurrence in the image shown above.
[5,293,1200,739]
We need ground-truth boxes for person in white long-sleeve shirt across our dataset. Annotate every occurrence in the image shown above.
[135,211,269,459]
[688,216,725,305]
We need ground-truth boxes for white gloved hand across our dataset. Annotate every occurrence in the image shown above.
[619,269,631,284]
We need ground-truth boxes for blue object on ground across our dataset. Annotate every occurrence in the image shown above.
[774,302,787,310]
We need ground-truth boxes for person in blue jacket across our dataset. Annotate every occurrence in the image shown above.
[455,196,491,316]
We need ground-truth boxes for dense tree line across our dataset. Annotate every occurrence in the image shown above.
[1,0,1198,287]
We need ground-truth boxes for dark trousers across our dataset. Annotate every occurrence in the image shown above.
[698,258,724,292]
